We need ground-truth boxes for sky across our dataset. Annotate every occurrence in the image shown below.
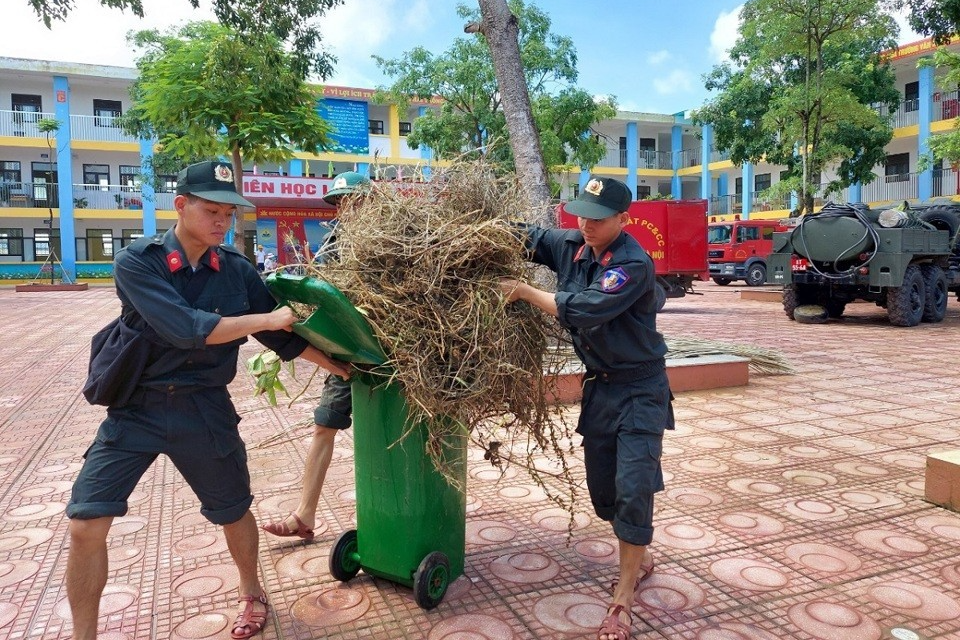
[1,0,924,116]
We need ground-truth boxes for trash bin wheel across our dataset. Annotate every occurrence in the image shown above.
[329,529,361,582]
[413,551,450,610]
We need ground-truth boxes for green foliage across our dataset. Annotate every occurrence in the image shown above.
[124,22,331,164]
[896,0,960,44]
[693,0,899,215]
[373,1,615,178]
[28,0,341,78]
[37,117,61,134]
[246,351,293,406]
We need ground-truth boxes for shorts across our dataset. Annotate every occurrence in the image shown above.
[66,387,253,526]
[577,369,674,546]
[313,374,352,429]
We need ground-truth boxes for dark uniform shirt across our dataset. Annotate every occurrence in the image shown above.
[525,226,667,375]
[114,228,308,392]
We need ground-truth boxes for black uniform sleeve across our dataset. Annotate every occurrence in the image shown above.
[239,259,309,361]
[114,249,220,349]
[556,259,651,329]
[525,226,576,271]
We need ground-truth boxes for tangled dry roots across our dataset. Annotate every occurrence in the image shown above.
[307,161,575,503]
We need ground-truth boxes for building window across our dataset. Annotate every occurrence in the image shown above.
[120,228,144,249]
[1,161,22,183]
[83,164,111,188]
[0,229,24,257]
[399,121,412,135]
[885,153,910,182]
[120,165,140,191]
[31,162,58,207]
[755,172,771,192]
[86,228,114,260]
[157,174,177,193]
[637,185,652,199]
[93,99,122,127]
[34,228,61,258]
[369,119,384,134]
[12,94,42,124]
[904,81,919,113]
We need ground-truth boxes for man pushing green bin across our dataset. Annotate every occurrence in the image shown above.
[266,272,467,609]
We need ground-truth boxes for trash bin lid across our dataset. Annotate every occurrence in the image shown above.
[266,273,387,365]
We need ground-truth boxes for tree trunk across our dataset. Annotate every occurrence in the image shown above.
[231,145,247,254]
[476,0,553,225]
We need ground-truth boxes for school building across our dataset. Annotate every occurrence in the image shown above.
[0,35,957,281]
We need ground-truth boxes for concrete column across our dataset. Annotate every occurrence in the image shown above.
[52,76,75,280]
[918,62,934,201]
[389,104,400,160]
[418,106,433,179]
[356,163,370,177]
[849,182,863,203]
[671,124,681,198]
[579,168,590,192]
[742,162,754,219]
[700,123,713,201]
[625,121,638,198]
[139,139,156,236]
[288,159,304,177]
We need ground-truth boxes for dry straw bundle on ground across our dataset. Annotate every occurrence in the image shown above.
[306,161,575,501]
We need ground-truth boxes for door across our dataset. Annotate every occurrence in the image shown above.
[31,162,59,208]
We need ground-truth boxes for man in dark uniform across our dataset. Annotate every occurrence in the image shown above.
[261,170,370,540]
[500,176,673,640]
[65,161,350,640]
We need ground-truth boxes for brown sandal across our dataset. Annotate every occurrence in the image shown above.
[597,603,631,640]
[231,592,268,639]
[261,512,315,540]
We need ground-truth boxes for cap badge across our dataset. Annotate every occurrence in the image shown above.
[585,179,604,196]
[333,176,348,189]
[214,164,233,182]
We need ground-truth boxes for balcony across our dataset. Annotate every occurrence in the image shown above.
[70,114,138,144]
[72,184,174,211]
[0,181,59,207]
[0,110,140,143]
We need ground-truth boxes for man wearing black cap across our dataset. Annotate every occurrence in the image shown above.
[500,175,673,640]
[64,161,350,640]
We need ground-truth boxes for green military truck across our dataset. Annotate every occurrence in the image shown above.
[767,202,960,326]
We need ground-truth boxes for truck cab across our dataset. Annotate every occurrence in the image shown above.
[707,219,788,286]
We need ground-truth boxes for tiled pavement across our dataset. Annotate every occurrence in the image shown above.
[1,282,959,639]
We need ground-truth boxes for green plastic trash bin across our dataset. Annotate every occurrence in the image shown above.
[266,273,467,609]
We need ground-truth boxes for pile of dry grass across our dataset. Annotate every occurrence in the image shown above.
[304,161,575,500]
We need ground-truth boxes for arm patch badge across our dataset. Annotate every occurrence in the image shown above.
[601,267,630,292]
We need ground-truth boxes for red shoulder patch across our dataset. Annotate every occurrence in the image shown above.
[166,250,183,272]
[574,245,586,261]
[600,251,613,266]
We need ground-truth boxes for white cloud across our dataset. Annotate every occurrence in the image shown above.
[653,69,694,96]
[1,0,214,68]
[890,8,924,45]
[646,50,671,66]
[709,4,743,63]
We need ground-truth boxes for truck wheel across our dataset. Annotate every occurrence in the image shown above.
[920,264,947,323]
[329,529,361,582]
[654,283,666,312]
[744,263,767,287]
[712,277,732,286]
[887,265,925,327]
[824,299,846,319]
[782,284,816,320]
[413,551,450,610]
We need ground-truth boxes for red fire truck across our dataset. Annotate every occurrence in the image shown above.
[558,199,709,311]
[707,219,789,286]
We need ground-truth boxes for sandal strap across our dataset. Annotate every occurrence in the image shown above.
[290,512,313,534]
